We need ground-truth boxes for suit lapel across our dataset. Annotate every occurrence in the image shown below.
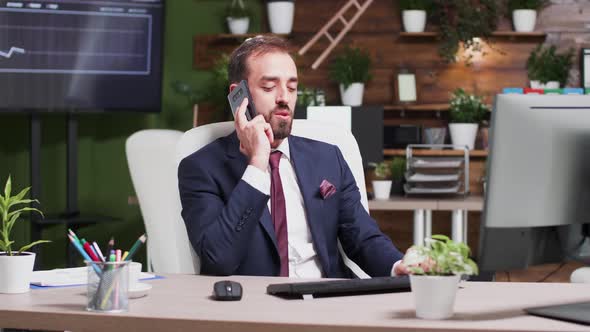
[289,136,329,273]
[225,132,278,254]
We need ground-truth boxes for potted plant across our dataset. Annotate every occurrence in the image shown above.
[226,0,251,34]
[329,47,372,106]
[506,0,549,32]
[399,0,433,33]
[266,0,295,34]
[403,234,478,319]
[0,176,49,293]
[390,157,406,195]
[369,161,392,200]
[431,0,499,64]
[448,88,488,150]
[527,45,574,89]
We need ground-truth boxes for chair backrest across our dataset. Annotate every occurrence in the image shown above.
[177,120,370,278]
[126,129,199,274]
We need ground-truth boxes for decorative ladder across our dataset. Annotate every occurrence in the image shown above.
[298,0,374,70]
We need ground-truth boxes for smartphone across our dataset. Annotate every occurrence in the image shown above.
[227,80,257,121]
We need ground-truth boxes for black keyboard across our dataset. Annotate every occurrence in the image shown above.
[267,276,411,299]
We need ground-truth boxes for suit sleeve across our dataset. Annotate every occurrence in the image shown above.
[178,156,270,275]
[333,146,404,277]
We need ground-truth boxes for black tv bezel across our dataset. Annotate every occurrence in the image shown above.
[0,0,166,114]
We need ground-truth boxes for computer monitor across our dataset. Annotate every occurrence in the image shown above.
[478,94,590,273]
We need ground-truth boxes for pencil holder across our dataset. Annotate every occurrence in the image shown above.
[86,261,130,313]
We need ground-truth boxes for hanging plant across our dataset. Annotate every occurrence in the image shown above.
[432,0,499,64]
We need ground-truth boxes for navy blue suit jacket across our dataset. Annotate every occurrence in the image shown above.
[178,132,403,277]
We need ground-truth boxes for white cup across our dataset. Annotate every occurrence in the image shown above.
[128,262,142,290]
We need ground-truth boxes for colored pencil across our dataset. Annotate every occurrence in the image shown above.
[124,234,146,261]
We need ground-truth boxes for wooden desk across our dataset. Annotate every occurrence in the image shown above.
[1,275,590,332]
[369,196,484,245]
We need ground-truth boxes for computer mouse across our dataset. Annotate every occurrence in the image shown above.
[213,280,242,301]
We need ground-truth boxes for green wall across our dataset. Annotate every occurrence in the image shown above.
[0,0,263,269]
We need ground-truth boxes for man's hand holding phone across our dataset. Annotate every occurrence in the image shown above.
[234,97,274,171]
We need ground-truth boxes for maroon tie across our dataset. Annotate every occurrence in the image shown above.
[269,151,289,276]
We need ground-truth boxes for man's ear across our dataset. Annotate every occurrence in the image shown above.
[229,83,238,93]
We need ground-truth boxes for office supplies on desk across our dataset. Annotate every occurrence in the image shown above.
[213,280,243,301]
[30,267,156,287]
[125,234,146,261]
[67,234,101,274]
[267,276,411,299]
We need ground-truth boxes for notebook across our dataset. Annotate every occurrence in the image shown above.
[30,267,156,287]
[267,276,411,299]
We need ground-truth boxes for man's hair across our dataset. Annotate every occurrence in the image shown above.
[228,35,292,84]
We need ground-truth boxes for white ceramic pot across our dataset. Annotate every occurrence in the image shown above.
[512,9,537,32]
[449,123,479,150]
[227,17,250,34]
[410,274,461,319]
[0,252,35,293]
[372,180,392,200]
[530,80,560,89]
[267,1,295,34]
[339,83,364,106]
[402,10,427,33]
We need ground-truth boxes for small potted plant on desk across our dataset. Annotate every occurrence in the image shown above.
[369,161,392,200]
[527,45,574,89]
[403,235,478,319]
[329,46,372,107]
[0,176,49,293]
[448,88,488,150]
[507,0,550,32]
[226,0,252,34]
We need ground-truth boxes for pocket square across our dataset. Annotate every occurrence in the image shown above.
[319,179,337,199]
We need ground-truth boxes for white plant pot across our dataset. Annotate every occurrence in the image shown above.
[227,17,250,34]
[267,2,295,34]
[402,10,427,33]
[410,274,461,320]
[0,252,35,293]
[449,123,478,150]
[512,9,537,32]
[339,83,364,106]
[372,180,392,200]
[530,80,560,89]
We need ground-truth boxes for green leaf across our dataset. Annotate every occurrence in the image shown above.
[7,207,43,221]
[3,176,11,202]
[7,199,38,211]
[6,212,20,235]
[18,240,51,254]
[6,186,31,207]
[0,239,6,251]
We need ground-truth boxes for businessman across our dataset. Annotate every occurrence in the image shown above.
[179,35,408,278]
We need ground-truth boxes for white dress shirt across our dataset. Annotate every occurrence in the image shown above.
[242,138,401,277]
[242,138,323,278]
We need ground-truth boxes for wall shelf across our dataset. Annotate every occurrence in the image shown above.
[383,149,488,158]
[384,103,450,112]
[399,31,546,38]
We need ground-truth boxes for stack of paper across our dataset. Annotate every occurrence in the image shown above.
[30,267,156,287]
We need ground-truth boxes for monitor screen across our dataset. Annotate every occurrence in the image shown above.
[0,0,164,112]
[479,94,590,272]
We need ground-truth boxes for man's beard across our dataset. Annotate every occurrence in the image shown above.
[267,106,293,140]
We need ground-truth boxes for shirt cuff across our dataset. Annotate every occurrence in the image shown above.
[391,260,403,276]
[242,165,270,196]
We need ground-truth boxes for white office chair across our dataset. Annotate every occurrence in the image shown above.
[176,120,370,278]
[126,130,199,274]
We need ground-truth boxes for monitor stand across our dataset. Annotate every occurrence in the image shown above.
[29,113,119,269]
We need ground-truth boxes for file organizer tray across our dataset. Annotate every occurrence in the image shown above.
[404,144,470,196]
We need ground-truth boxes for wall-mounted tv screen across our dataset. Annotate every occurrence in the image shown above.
[0,0,164,112]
